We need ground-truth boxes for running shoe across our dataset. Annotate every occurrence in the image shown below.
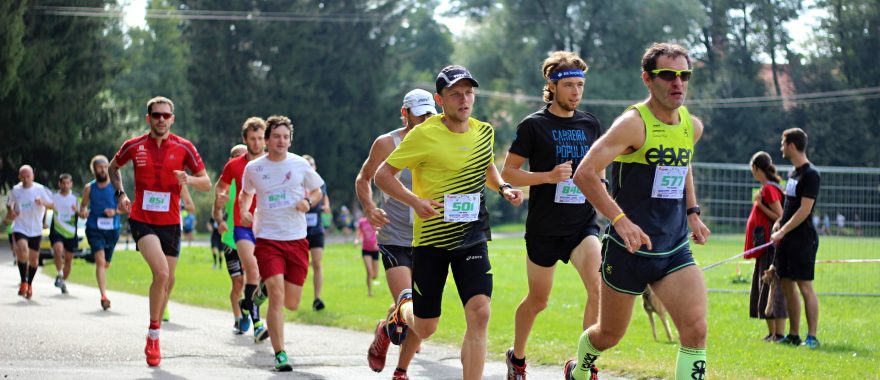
[54,275,62,288]
[25,284,32,300]
[392,370,410,380]
[162,308,170,322]
[312,298,325,311]
[100,297,111,311]
[60,280,68,294]
[368,320,390,372]
[506,348,527,379]
[254,282,268,307]
[253,320,269,343]
[563,359,599,380]
[274,350,292,372]
[145,337,161,367]
[238,299,252,333]
[233,318,244,335]
[385,289,411,346]
[18,283,27,297]
[804,335,821,349]
[778,334,802,346]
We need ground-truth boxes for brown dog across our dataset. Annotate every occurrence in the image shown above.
[642,285,674,342]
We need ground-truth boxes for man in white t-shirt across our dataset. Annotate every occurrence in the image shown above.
[239,115,324,372]
[5,165,54,299]
[49,173,79,294]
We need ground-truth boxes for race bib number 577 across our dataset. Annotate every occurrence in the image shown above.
[651,166,688,199]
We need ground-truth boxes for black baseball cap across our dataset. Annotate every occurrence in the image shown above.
[435,65,480,94]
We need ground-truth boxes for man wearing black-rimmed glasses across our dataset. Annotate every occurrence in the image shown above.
[569,43,711,380]
[109,96,211,367]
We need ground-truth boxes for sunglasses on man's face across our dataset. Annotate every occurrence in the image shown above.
[150,112,173,120]
[650,69,692,82]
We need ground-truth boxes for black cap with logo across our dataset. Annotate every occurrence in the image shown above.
[435,65,480,94]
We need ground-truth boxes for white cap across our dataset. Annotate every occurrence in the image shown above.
[402,89,437,117]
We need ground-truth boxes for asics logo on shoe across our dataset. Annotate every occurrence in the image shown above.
[645,145,692,166]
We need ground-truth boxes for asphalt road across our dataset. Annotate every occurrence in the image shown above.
[0,244,628,379]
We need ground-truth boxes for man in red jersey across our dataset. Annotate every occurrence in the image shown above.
[109,96,211,367]
[213,117,269,342]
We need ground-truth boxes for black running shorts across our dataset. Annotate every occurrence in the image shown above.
[600,238,695,295]
[129,219,181,257]
[49,230,78,253]
[379,244,413,270]
[12,232,41,251]
[525,223,601,267]
[412,242,493,319]
[306,232,325,249]
[776,227,819,281]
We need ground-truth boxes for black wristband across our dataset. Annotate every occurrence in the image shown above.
[114,189,126,199]
[687,205,701,216]
[498,183,513,196]
[305,198,313,208]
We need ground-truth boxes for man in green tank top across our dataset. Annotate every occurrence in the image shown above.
[569,42,711,380]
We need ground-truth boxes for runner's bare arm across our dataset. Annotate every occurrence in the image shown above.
[686,116,710,245]
[175,169,211,192]
[501,151,572,186]
[213,178,230,223]
[375,162,440,219]
[238,189,255,227]
[574,110,651,253]
[78,185,91,219]
[180,186,196,213]
[771,197,815,242]
[108,158,131,213]
[355,135,395,228]
[486,163,523,206]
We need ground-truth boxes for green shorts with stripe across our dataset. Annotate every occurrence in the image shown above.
[599,238,695,295]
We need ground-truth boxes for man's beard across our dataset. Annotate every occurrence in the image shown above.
[96,174,108,182]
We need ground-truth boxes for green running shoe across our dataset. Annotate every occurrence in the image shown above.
[274,350,292,372]
[162,308,170,322]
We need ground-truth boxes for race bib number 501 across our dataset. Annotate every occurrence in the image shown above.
[443,193,480,223]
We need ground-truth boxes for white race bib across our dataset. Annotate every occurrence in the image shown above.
[554,179,586,204]
[443,193,480,223]
[266,188,294,210]
[97,217,115,230]
[306,213,319,227]
[142,191,171,212]
[784,179,798,197]
[651,166,688,199]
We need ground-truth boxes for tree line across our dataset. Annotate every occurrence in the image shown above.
[1,0,877,224]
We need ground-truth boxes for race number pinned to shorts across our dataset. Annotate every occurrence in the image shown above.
[443,193,480,223]
[784,178,798,197]
[142,190,171,212]
[651,166,688,199]
[266,188,293,210]
[554,179,586,204]
[97,217,115,230]
[306,213,319,227]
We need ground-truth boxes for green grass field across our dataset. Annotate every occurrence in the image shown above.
[60,233,879,379]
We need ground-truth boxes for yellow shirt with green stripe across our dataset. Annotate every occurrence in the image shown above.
[384,114,494,250]
[609,103,694,257]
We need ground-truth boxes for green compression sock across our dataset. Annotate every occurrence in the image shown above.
[575,329,602,379]
[675,346,707,380]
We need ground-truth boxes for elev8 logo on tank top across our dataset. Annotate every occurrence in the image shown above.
[645,144,692,166]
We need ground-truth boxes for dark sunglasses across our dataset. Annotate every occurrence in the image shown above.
[150,112,173,120]
[650,69,692,82]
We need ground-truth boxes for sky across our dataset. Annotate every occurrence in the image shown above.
[122,0,823,57]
